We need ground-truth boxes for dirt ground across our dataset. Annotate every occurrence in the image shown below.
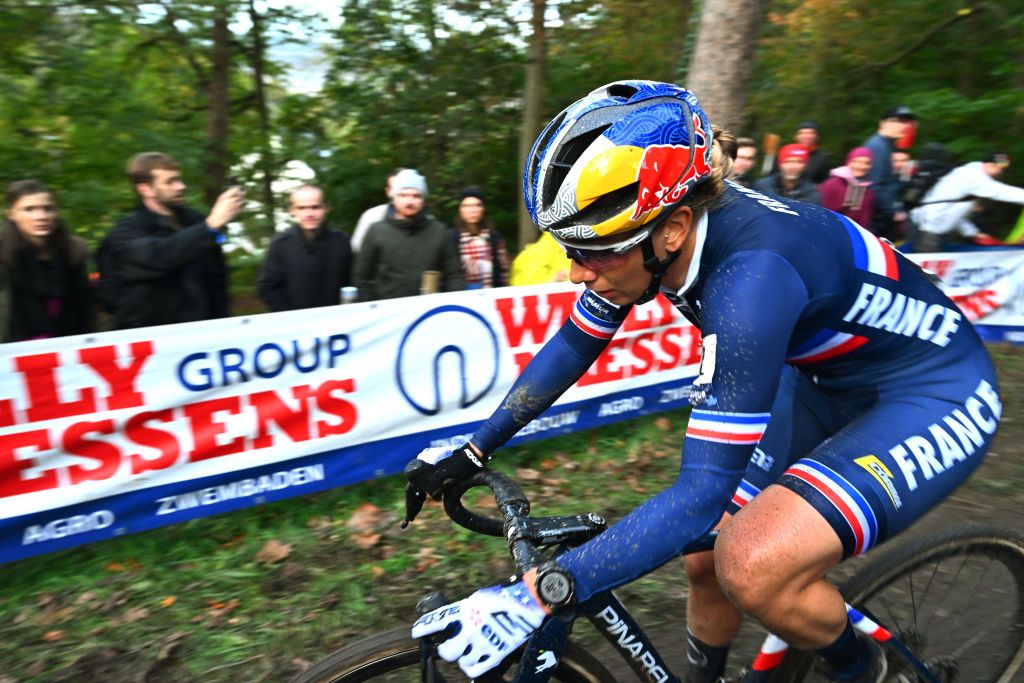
[17,348,1024,683]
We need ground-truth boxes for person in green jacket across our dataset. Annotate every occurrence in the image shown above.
[355,169,464,301]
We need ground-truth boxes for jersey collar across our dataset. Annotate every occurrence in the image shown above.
[663,211,709,297]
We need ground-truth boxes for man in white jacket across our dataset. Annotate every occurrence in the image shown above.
[913,152,1024,252]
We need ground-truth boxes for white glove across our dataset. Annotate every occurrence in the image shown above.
[416,445,455,466]
[411,581,546,679]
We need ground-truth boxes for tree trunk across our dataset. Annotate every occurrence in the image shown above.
[517,0,546,250]
[685,0,768,131]
[204,4,231,208]
[249,0,275,236]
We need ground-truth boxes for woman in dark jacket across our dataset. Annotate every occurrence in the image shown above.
[0,180,93,342]
[449,186,510,288]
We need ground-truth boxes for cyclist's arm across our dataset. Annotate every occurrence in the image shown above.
[553,251,808,602]
[470,289,633,454]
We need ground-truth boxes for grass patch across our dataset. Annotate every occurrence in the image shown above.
[3,344,1022,680]
[0,409,688,681]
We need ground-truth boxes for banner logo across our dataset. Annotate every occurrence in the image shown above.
[396,305,499,415]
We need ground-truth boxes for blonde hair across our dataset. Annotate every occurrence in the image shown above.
[682,125,736,217]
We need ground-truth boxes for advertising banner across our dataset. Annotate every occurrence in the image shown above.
[908,249,1024,344]
[0,285,701,563]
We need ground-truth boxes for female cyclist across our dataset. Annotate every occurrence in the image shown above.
[408,81,1000,683]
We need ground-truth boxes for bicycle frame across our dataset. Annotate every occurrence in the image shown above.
[417,470,943,683]
[486,581,942,683]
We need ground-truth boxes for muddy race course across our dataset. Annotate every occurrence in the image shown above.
[7,347,1023,683]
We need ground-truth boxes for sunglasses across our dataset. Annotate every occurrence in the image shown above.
[563,245,634,271]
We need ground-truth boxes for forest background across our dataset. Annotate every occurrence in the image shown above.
[1,0,1022,273]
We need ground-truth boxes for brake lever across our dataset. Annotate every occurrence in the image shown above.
[402,483,427,529]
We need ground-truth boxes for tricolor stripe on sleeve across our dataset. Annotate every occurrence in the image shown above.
[569,292,623,340]
[787,328,869,365]
[730,478,762,509]
[685,410,770,445]
[838,214,900,281]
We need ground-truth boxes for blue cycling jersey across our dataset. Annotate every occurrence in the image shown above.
[470,183,1000,603]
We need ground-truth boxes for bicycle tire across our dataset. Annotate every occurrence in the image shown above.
[291,626,617,683]
[773,525,1024,682]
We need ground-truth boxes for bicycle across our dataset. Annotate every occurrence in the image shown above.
[293,468,1024,682]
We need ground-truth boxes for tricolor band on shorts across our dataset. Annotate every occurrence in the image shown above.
[780,458,881,558]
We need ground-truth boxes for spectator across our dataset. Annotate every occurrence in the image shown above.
[510,233,570,286]
[0,180,93,342]
[729,137,758,188]
[105,152,243,329]
[818,147,875,227]
[350,167,403,254]
[912,152,1024,252]
[754,144,821,205]
[793,121,831,184]
[355,169,464,300]
[892,147,913,180]
[257,185,353,311]
[449,186,510,289]
[863,105,916,238]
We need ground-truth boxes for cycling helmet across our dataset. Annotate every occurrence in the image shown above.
[523,80,713,252]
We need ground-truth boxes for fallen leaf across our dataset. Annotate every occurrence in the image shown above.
[370,566,385,579]
[346,502,384,532]
[206,597,240,618]
[255,539,292,564]
[414,546,439,572]
[515,467,542,482]
[160,596,177,608]
[351,532,380,549]
[74,591,96,606]
[155,631,190,661]
[292,658,312,672]
[540,458,557,471]
[42,630,65,642]
[654,417,673,431]
[220,534,246,549]
[113,606,150,625]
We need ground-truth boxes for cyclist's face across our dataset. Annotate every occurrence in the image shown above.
[568,243,647,305]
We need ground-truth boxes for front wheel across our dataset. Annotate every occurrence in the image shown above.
[842,525,1024,682]
[292,626,616,683]
[775,525,1024,682]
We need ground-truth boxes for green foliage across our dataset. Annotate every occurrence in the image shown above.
[748,0,1024,192]
[0,1,307,246]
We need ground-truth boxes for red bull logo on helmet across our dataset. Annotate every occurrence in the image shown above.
[631,112,711,221]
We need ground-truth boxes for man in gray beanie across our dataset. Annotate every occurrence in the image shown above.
[355,169,464,300]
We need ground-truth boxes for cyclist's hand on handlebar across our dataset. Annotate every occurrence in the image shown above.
[411,580,545,678]
[404,443,489,501]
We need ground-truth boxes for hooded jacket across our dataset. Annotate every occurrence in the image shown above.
[819,166,876,227]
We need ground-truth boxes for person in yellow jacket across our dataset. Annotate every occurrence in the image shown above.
[509,232,570,285]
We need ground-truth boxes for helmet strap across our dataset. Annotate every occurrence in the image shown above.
[634,233,680,305]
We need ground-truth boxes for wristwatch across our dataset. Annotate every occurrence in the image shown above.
[534,562,576,610]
